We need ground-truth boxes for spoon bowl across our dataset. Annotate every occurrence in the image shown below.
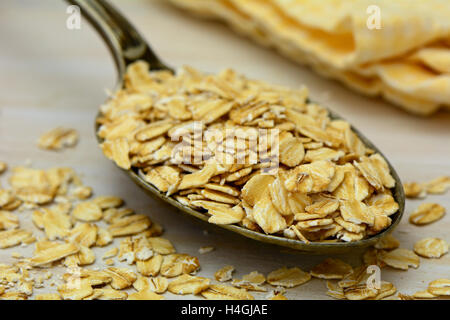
[68,0,404,254]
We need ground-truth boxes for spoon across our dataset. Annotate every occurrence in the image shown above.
[67,0,404,253]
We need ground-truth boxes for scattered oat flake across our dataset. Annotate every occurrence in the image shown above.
[72,201,103,222]
[267,267,311,288]
[397,293,415,300]
[97,286,128,300]
[104,259,114,266]
[42,204,72,240]
[168,274,210,295]
[11,252,22,259]
[147,237,175,255]
[425,176,450,194]
[0,229,35,249]
[198,246,214,254]
[428,279,450,296]
[414,238,448,258]
[108,214,151,237]
[412,290,437,299]
[58,279,93,300]
[103,247,119,259]
[93,196,124,209]
[31,242,79,266]
[38,127,78,150]
[409,203,445,225]
[0,291,28,300]
[201,284,254,300]
[83,289,104,300]
[0,210,20,230]
[231,279,267,292]
[77,269,112,287]
[380,248,420,270]
[269,293,288,300]
[242,271,266,285]
[17,279,33,296]
[35,293,62,300]
[362,248,383,267]
[344,284,378,300]
[160,254,200,278]
[136,254,163,277]
[403,182,426,198]
[104,267,137,290]
[134,276,168,294]
[69,222,98,248]
[96,228,113,247]
[374,234,400,250]
[371,281,397,300]
[72,186,93,200]
[0,190,15,208]
[311,258,353,280]
[231,270,266,292]
[215,265,235,282]
[128,288,164,300]
[326,281,345,299]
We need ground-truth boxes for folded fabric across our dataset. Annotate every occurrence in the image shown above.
[168,0,450,115]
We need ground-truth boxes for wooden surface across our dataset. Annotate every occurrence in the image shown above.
[0,0,448,299]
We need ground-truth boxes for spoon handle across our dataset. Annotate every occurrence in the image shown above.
[66,0,169,87]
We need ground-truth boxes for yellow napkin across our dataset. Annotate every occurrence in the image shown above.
[169,0,450,115]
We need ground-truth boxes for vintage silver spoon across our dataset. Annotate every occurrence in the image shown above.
[67,0,404,253]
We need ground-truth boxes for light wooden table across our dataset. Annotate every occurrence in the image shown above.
[0,0,448,300]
